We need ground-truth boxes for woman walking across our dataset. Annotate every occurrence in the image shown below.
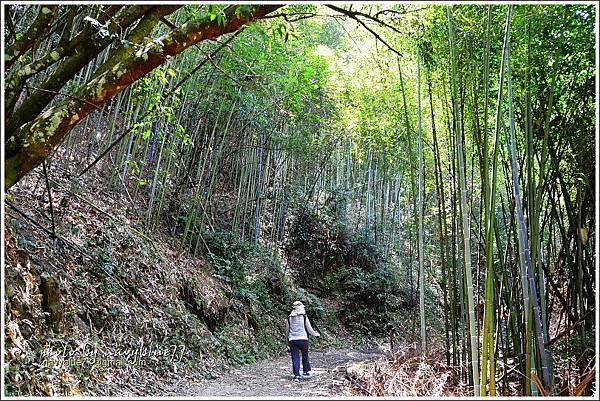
[285,301,320,383]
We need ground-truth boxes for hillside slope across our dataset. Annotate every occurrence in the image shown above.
[4,159,352,396]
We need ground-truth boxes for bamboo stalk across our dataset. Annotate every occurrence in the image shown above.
[482,5,512,395]
[417,48,427,358]
[505,37,551,388]
[447,7,480,395]
[428,60,450,366]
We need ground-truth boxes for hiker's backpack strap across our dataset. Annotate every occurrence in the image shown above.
[303,314,309,336]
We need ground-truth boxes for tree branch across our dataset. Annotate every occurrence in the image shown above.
[261,12,344,22]
[5,5,60,70]
[326,4,403,58]
[5,5,157,136]
[328,4,404,35]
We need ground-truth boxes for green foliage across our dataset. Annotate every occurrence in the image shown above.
[334,263,402,335]
[203,229,253,288]
[301,290,324,321]
[212,318,286,367]
[243,279,274,309]
[286,196,407,335]
[234,5,253,19]
[204,228,253,262]
[200,231,293,328]
[251,254,293,308]
[95,249,114,273]
[269,20,297,43]
[198,243,293,367]
[191,4,228,27]
[286,192,385,287]
[286,210,325,266]
[130,65,189,149]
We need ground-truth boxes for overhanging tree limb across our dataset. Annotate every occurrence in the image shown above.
[5,5,157,133]
[5,5,60,70]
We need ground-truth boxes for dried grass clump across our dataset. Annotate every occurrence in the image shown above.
[346,341,466,397]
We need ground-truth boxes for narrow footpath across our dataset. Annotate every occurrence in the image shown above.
[162,347,384,397]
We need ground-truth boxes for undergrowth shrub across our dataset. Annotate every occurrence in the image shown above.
[286,200,409,336]
[203,229,253,289]
[335,263,402,335]
[285,210,328,288]
[249,253,292,308]
[199,230,294,356]
[304,291,324,321]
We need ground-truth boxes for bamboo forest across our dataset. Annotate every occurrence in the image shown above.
[2,2,597,398]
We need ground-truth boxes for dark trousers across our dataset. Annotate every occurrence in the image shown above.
[289,339,311,377]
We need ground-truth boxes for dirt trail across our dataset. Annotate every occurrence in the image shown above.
[162,347,384,397]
